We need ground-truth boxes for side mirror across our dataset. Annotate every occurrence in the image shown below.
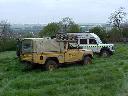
[77,45,82,49]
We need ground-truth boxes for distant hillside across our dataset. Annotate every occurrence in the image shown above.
[10,23,112,33]
[11,24,44,33]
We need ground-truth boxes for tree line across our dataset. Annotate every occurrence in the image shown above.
[39,17,80,37]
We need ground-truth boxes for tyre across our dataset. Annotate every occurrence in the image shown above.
[45,60,58,71]
[101,50,110,57]
[83,56,92,65]
[22,62,35,71]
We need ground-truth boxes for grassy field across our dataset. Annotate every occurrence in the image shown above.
[0,44,128,96]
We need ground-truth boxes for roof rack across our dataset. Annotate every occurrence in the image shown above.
[56,33,78,42]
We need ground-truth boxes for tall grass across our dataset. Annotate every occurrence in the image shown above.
[0,44,128,96]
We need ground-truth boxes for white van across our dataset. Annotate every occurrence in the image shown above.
[68,33,115,57]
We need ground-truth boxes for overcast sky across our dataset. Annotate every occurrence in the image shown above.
[0,0,127,24]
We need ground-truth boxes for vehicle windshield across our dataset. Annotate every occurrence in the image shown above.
[96,37,103,44]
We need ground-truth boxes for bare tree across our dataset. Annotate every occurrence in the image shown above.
[109,7,127,39]
[0,20,12,51]
[59,17,75,33]
[0,20,11,39]
[109,7,127,29]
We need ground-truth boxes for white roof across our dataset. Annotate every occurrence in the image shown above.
[22,37,51,40]
[90,33,99,38]
[68,33,99,38]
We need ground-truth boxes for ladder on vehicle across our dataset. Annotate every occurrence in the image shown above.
[56,33,78,42]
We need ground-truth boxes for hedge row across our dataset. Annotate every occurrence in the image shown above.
[0,39,17,52]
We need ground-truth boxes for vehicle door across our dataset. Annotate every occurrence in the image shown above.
[64,43,79,62]
[87,39,98,52]
[79,39,88,49]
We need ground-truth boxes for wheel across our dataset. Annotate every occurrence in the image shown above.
[22,62,35,71]
[45,60,58,71]
[83,56,92,65]
[101,50,110,57]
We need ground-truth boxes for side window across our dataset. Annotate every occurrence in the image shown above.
[22,41,32,53]
[23,43,31,49]
[80,39,87,44]
[89,39,97,44]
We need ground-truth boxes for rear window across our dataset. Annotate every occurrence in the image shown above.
[80,39,87,44]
